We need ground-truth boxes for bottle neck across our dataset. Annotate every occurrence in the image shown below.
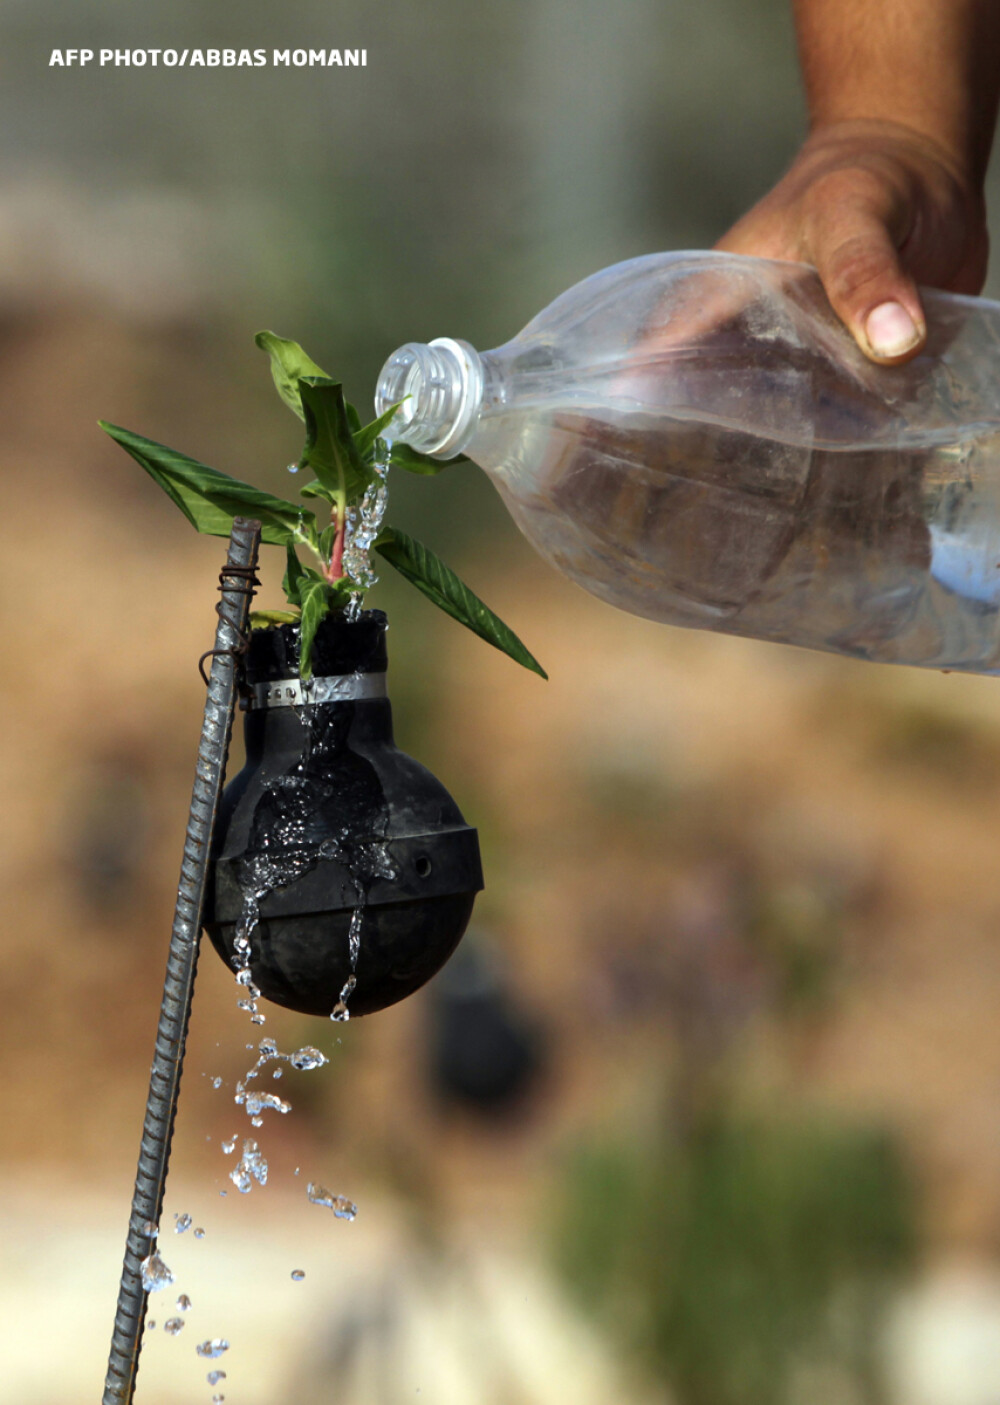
[375,337,486,459]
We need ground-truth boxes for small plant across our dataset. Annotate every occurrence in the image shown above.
[100,332,546,680]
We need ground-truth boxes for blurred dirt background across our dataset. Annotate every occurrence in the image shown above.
[5,3,1000,1403]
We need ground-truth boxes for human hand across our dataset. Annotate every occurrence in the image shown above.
[715,120,989,365]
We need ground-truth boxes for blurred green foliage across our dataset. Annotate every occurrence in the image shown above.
[553,1113,915,1405]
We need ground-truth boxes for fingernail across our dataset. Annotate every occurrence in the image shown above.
[865,301,921,358]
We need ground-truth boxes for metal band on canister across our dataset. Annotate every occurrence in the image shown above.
[247,672,387,710]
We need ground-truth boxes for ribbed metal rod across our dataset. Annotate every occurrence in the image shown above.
[102,518,262,1405]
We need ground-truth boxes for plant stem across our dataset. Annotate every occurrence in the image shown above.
[326,503,346,582]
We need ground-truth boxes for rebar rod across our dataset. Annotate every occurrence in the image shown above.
[102,518,262,1405]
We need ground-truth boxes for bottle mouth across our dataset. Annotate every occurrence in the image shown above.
[375,337,483,459]
[246,609,388,682]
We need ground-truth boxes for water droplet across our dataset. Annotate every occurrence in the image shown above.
[251,1116,263,1127]
[290,1046,327,1071]
[177,1295,192,1311]
[236,1081,292,1118]
[330,954,359,1021]
[194,1227,206,1239]
[222,1137,237,1156]
[213,1396,225,1403]
[230,1139,268,1194]
[141,1220,158,1237]
[207,1370,227,1385]
[212,1076,223,1089]
[306,1182,357,1221]
[196,1338,230,1359]
[148,1319,156,1330]
[287,462,300,474]
[164,1317,184,1336]
[175,1213,192,1234]
[291,1269,305,1281]
[273,1068,283,1079]
[140,1251,174,1293]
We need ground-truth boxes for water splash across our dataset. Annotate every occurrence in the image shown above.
[231,845,322,1027]
[234,1081,292,1119]
[345,435,391,621]
[306,1182,357,1221]
[233,935,265,1026]
[331,902,366,1020]
[224,1036,333,1194]
[140,1252,174,1293]
[230,1138,268,1194]
[229,762,369,1025]
[332,841,395,1021]
[196,1339,230,1359]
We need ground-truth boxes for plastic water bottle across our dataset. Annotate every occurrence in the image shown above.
[375,251,1000,673]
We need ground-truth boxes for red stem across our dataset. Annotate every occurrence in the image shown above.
[326,504,346,582]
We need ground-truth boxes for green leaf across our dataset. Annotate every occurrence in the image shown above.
[296,577,353,679]
[298,578,333,680]
[283,543,306,606]
[354,403,401,459]
[299,479,335,502]
[319,524,337,560]
[298,378,375,503]
[251,609,301,628]
[100,420,317,548]
[255,331,332,421]
[374,526,547,678]
[389,441,469,475]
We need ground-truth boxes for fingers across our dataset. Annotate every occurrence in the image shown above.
[716,125,952,367]
[719,210,925,365]
[803,200,926,370]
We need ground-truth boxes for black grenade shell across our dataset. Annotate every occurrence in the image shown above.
[203,611,483,1017]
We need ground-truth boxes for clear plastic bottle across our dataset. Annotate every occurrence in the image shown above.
[375,251,1000,673]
